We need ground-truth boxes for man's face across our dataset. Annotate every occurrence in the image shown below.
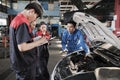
[30,20,36,29]
[67,23,75,33]
[28,9,38,23]
[40,24,47,32]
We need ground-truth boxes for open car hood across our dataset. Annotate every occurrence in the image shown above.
[73,12,120,49]
[51,12,120,80]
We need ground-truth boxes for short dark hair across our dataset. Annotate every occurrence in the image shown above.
[39,21,46,26]
[67,20,76,27]
[25,2,43,18]
[36,21,46,28]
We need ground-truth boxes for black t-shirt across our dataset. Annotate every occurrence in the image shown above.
[9,13,37,71]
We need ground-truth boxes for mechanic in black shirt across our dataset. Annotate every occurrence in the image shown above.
[9,2,48,80]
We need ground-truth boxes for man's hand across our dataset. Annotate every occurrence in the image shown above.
[84,52,93,59]
[63,49,68,52]
[60,49,68,54]
[33,36,41,41]
[60,50,68,57]
[38,37,48,45]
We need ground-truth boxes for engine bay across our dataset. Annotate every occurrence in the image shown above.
[53,42,120,80]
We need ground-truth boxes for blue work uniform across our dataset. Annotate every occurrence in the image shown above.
[9,13,37,80]
[62,29,90,54]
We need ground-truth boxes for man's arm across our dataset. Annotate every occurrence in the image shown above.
[79,31,90,53]
[16,23,48,52]
[18,37,48,52]
[79,33,92,59]
[61,31,68,51]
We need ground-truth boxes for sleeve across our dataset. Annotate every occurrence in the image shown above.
[16,23,31,44]
[61,30,68,51]
[78,31,90,53]
[36,31,42,36]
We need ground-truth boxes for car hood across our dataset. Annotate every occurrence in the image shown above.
[73,12,120,49]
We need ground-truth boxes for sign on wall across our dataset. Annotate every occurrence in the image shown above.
[0,19,7,25]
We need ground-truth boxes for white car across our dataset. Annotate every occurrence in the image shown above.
[51,12,120,80]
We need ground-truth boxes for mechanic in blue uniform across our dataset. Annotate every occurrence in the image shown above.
[9,2,48,80]
[61,20,90,57]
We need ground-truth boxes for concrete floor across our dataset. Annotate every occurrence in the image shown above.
[0,38,63,80]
